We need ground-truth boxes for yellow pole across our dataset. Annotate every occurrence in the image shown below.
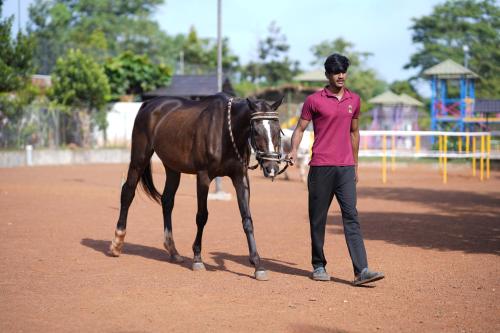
[438,135,443,169]
[480,135,485,181]
[465,135,469,153]
[458,136,462,153]
[391,135,396,171]
[415,135,420,153]
[487,134,491,180]
[472,136,476,177]
[443,135,448,184]
[382,135,387,184]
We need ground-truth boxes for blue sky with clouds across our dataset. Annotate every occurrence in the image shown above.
[3,0,445,93]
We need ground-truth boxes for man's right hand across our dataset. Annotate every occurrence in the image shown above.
[288,118,310,168]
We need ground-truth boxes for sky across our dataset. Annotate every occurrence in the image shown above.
[2,0,445,94]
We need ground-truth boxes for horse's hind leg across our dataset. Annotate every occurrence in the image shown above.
[110,144,153,256]
[162,169,183,263]
[192,171,211,271]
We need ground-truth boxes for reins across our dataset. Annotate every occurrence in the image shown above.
[226,97,291,176]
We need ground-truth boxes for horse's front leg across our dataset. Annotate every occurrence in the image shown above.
[231,173,268,281]
[191,171,211,271]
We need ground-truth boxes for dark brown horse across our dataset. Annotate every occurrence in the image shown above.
[109,93,288,280]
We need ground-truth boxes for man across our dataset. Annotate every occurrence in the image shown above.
[289,53,384,286]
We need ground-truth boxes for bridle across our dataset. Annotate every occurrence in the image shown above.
[226,97,291,175]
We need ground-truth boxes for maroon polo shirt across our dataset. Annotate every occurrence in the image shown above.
[300,87,360,166]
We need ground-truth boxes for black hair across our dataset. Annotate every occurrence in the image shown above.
[324,53,350,74]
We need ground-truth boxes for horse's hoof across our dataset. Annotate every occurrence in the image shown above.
[255,270,269,281]
[192,262,206,271]
[171,254,184,263]
[109,229,126,257]
[108,246,121,257]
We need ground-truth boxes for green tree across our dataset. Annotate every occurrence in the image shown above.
[28,0,173,74]
[207,37,240,75]
[405,0,500,98]
[0,3,34,92]
[389,80,420,99]
[27,1,75,74]
[51,49,110,146]
[104,51,172,101]
[178,26,239,75]
[0,86,39,148]
[0,0,37,148]
[309,38,372,69]
[243,21,300,85]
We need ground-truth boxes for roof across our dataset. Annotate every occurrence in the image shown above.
[474,99,500,114]
[142,75,234,98]
[369,91,401,105]
[423,59,479,79]
[31,74,52,89]
[369,90,423,106]
[399,93,424,107]
[293,69,326,82]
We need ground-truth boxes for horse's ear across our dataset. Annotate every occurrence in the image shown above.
[271,96,284,110]
[246,98,258,111]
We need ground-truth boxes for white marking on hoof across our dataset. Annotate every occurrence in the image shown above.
[163,229,183,262]
[192,262,206,271]
[109,246,121,257]
[109,229,126,256]
[163,241,184,263]
[255,270,269,281]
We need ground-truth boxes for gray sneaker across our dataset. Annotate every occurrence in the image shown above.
[311,267,330,281]
[353,268,385,286]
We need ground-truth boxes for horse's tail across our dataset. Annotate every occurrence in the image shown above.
[140,156,162,204]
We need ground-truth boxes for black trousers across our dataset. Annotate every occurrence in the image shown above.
[308,165,368,275]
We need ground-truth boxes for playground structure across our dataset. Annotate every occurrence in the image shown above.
[368,90,423,131]
[423,59,500,132]
[366,90,423,151]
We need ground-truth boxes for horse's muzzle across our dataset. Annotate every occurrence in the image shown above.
[262,161,280,178]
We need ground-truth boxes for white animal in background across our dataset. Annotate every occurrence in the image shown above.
[281,128,313,182]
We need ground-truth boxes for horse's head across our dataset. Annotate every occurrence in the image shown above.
[246,97,284,179]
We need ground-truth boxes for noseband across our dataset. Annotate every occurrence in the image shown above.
[226,97,291,175]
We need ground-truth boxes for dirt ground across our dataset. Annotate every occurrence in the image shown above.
[0,162,499,333]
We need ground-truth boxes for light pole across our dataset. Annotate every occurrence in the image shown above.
[179,50,184,75]
[463,45,469,68]
[18,0,21,33]
[217,0,222,93]
[209,0,231,201]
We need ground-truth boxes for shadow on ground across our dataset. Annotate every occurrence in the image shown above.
[79,238,352,283]
[327,187,500,255]
[358,187,500,214]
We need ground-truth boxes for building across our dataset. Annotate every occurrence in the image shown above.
[142,74,234,101]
